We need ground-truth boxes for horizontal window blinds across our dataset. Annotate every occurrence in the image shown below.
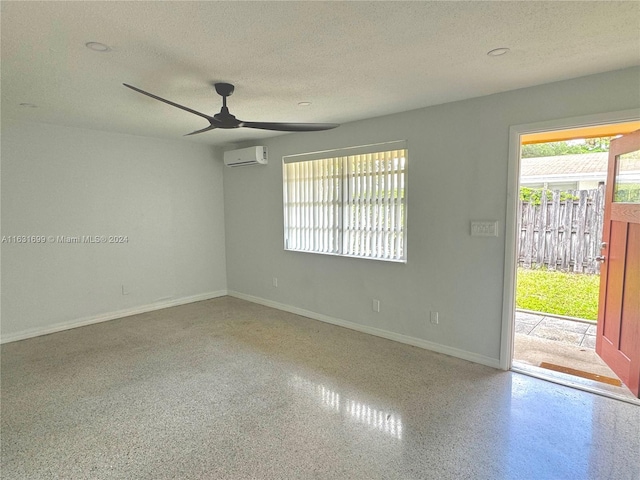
[283,144,407,262]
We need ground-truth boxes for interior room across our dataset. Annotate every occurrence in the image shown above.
[2,2,639,479]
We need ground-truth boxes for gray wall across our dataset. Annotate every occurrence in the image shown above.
[1,121,227,339]
[2,68,638,362]
[223,67,640,366]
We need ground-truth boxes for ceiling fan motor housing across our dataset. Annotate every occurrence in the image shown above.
[214,83,234,97]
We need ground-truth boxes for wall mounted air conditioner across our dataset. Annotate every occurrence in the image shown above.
[223,146,268,167]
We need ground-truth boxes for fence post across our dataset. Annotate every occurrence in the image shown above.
[548,190,560,270]
[536,190,547,266]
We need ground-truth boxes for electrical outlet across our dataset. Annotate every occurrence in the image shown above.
[372,299,380,313]
[430,311,439,325]
[121,285,129,296]
[272,277,278,287]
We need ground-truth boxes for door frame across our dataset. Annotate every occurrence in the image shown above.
[499,109,640,371]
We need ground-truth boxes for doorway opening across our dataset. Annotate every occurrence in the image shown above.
[502,115,640,403]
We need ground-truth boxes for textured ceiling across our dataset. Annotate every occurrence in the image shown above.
[2,1,639,147]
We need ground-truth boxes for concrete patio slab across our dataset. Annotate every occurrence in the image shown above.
[539,317,591,334]
[513,310,635,400]
[581,335,596,349]
[529,325,584,346]
[514,334,616,378]
[514,321,537,335]
[515,312,545,325]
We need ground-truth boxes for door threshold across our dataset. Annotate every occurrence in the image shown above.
[512,362,640,406]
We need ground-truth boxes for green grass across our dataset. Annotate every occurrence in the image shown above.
[516,267,600,321]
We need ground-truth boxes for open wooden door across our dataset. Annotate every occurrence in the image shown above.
[596,129,640,397]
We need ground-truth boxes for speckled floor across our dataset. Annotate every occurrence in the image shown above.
[2,297,639,479]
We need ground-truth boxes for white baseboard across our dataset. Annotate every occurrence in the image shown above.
[228,291,501,369]
[3,290,502,370]
[0,290,228,344]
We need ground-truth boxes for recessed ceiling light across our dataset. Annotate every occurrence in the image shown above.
[19,103,37,108]
[85,41,111,52]
[487,47,510,57]
[298,102,312,107]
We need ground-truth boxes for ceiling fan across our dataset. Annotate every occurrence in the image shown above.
[123,82,340,136]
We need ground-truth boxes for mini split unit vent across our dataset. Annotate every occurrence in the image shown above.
[223,146,268,167]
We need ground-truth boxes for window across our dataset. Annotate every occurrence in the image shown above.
[283,141,407,262]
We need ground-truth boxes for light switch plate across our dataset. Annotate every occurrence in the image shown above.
[471,221,498,237]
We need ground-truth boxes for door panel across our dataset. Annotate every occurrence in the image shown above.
[601,222,625,342]
[619,223,639,357]
[596,129,640,397]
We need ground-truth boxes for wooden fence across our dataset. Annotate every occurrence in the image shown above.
[517,186,605,274]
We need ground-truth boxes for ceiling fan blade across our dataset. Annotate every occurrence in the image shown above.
[123,83,213,121]
[184,124,218,136]
[241,121,340,132]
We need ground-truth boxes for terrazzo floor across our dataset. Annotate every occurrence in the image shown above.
[2,297,639,479]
